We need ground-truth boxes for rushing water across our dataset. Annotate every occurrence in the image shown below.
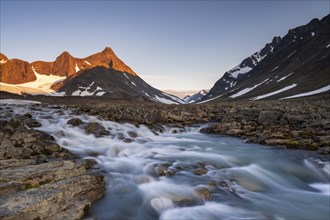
[2,100,330,220]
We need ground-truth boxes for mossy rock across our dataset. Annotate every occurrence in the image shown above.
[308,143,318,151]
[283,140,301,148]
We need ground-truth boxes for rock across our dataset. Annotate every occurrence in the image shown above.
[265,139,301,149]
[0,174,104,220]
[128,131,138,138]
[0,120,8,129]
[192,168,208,176]
[193,186,211,200]
[0,139,22,159]
[0,116,105,220]
[258,110,283,125]
[168,113,183,122]
[85,122,110,137]
[23,113,32,118]
[0,159,36,169]
[9,117,24,129]
[319,147,330,155]
[196,109,207,118]
[67,118,84,126]
[165,168,176,177]
[226,129,244,136]
[155,166,167,176]
[286,114,305,126]
[24,118,42,128]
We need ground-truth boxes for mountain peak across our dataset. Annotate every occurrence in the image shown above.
[58,51,74,58]
[101,47,114,55]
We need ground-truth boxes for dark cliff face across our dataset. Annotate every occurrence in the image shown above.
[203,14,330,102]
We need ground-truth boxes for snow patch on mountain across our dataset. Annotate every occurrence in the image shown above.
[282,85,330,99]
[287,50,296,58]
[153,95,178,104]
[197,94,224,104]
[143,91,151,98]
[229,66,252,79]
[151,92,184,104]
[71,82,105,96]
[277,72,294,82]
[271,66,279,72]
[75,63,80,72]
[123,73,130,80]
[230,79,269,98]
[0,59,7,64]
[251,84,297,100]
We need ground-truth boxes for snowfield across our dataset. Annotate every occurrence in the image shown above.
[230,79,269,98]
[0,67,66,95]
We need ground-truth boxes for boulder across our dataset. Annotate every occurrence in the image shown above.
[67,118,84,126]
[85,122,109,137]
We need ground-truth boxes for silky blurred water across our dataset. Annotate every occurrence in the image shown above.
[2,100,329,220]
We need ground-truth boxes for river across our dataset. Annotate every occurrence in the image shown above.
[4,100,330,220]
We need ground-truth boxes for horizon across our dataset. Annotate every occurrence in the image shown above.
[1,1,329,91]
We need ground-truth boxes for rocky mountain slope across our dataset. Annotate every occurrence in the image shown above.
[202,14,330,102]
[52,65,183,103]
[0,48,182,104]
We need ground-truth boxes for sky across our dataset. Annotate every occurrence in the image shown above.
[1,0,329,91]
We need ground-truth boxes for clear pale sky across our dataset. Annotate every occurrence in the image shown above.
[1,0,329,91]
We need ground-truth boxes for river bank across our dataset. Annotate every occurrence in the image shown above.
[66,95,330,154]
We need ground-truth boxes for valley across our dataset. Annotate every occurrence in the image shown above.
[0,9,329,220]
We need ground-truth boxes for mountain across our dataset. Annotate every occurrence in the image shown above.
[51,65,183,103]
[183,89,209,103]
[202,14,330,102]
[1,47,136,83]
[0,48,183,104]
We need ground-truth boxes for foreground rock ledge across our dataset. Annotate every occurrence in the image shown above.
[0,115,105,220]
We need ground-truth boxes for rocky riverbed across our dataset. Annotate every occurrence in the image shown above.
[0,95,329,219]
[68,96,330,154]
[0,105,105,219]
